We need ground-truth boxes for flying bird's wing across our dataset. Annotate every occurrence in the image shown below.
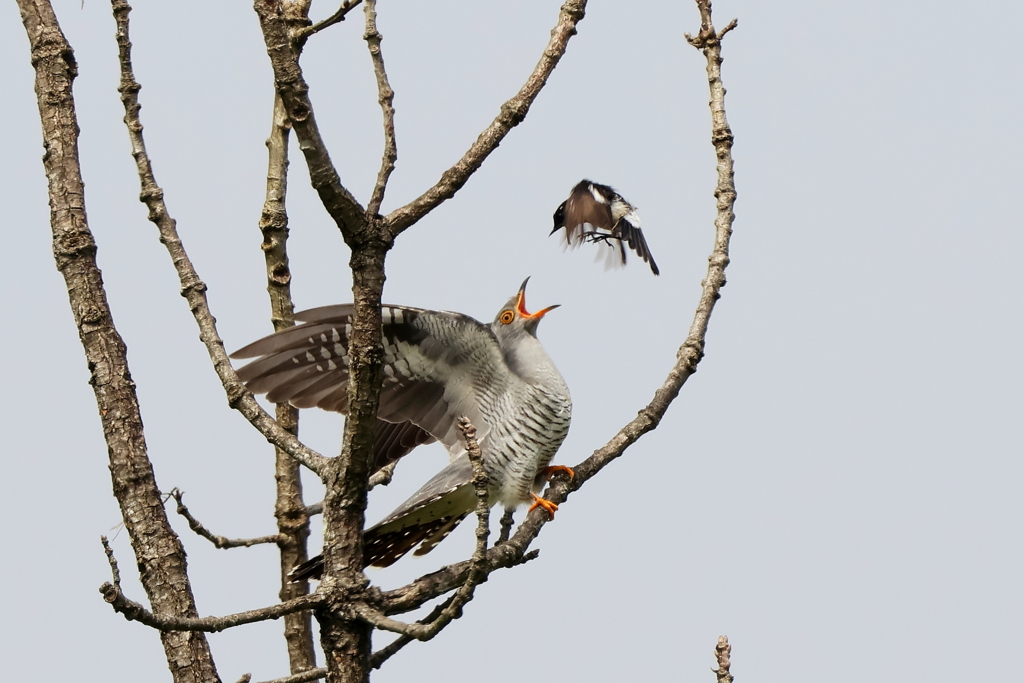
[554,180,615,246]
[551,179,660,275]
[232,305,514,468]
[612,215,660,276]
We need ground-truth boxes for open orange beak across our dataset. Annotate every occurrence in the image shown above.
[516,277,560,319]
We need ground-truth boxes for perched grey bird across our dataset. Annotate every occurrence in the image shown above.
[231,279,572,577]
[551,179,660,275]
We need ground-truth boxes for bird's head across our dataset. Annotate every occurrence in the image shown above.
[492,277,559,339]
[550,201,567,235]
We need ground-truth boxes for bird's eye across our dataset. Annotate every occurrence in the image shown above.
[499,310,515,324]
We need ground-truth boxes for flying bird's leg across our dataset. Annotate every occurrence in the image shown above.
[582,232,623,245]
[529,493,560,520]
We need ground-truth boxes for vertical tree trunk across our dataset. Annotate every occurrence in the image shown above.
[16,2,220,682]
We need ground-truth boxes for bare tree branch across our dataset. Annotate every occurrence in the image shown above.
[170,489,285,549]
[362,0,397,216]
[367,598,450,669]
[17,2,221,680]
[254,668,328,683]
[353,418,491,641]
[111,0,328,476]
[384,0,587,236]
[382,0,739,618]
[299,461,398,519]
[369,460,397,489]
[253,23,392,669]
[100,581,323,633]
[258,89,318,673]
[100,536,122,588]
[713,635,734,683]
[254,0,369,242]
[293,0,363,44]
[496,508,516,545]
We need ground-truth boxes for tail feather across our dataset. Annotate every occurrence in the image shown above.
[285,512,471,581]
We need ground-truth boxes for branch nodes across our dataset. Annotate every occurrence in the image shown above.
[713,636,734,683]
[293,0,363,44]
[100,536,121,588]
[98,573,323,633]
[247,668,327,683]
[383,0,589,236]
[112,0,329,476]
[377,0,739,622]
[170,489,285,549]
[684,18,737,48]
[351,418,491,644]
[363,0,397,216]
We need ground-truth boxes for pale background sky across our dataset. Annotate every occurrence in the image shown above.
[2,1,1022,681]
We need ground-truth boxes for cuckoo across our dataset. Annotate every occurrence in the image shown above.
[551,179,660,275]
[231,279,572,578]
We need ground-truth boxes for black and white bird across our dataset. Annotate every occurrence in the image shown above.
[231,279,572,578]
[551,179,660,275]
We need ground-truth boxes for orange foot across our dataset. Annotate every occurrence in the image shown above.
[529,493,560,520]
[541,465,575,482]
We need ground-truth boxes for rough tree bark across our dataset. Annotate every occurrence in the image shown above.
[16,1,220,682]
[17,0,739,681]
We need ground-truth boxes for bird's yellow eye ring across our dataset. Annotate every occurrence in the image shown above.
[499,310,515,325]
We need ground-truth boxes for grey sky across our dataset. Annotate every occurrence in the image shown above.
[2,1,1022,681]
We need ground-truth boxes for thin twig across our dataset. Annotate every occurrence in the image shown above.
[300,459,392,520]
[713,636,734,683]
[254,0,368,240]
[259,89,318,672]
[235,675,252,683]
[253,668,327,683]
[497,508,515,545]
[354,418,491,639]
[99,581,323,633]
[293,0,362,44]
[384,0,588,236]
[170,489,284,549]
[111,0,328,476]
[368,598,453,669]
[363,0,397,215]
[100,536,121,588]
[381,0,739,617]
[369,460,397,489]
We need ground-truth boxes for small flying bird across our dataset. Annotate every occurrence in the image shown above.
[551,179,660,275]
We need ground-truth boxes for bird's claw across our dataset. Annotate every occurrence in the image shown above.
[541,465,575,482]
[529,494,560,520]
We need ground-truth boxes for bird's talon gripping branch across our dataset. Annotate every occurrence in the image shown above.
[541,465,575,482]
[529,494,559,520]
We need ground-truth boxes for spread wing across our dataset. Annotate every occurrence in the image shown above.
[613,216,660,275]
[558,181,615,246]
[231,305,513,466]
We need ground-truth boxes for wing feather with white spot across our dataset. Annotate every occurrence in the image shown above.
[231,305,513,461]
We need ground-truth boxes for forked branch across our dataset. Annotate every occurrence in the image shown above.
[111,0,329,476]
[100,580,323,633]
[254,0,368,242]
[363,0,397,216]
[353,417,491,641]
[384,0,588,236]
[713,636,734,683]
[382,0,738,617]
[293,0,363,44]
[171,489,285,549]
